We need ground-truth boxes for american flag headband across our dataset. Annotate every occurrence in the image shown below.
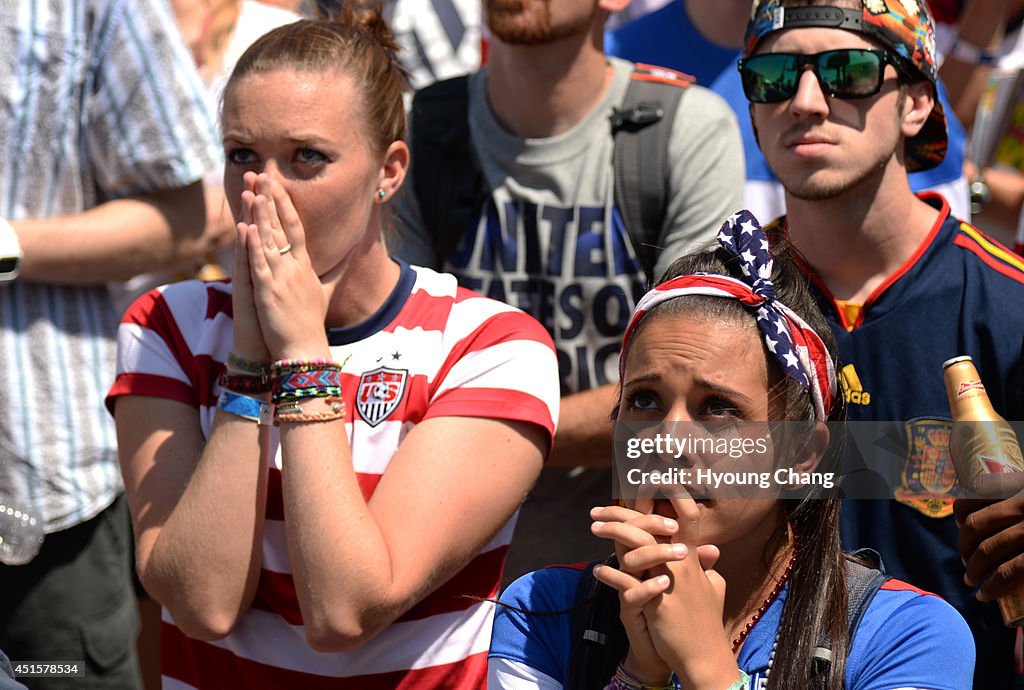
[619,275,835,422]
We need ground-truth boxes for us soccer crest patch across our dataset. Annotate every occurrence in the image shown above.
[355,367,408,427]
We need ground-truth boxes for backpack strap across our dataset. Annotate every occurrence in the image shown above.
[811,550,890,684]
[409,75,489,265]
[566,554,629,690]
[412,66,692,275]
[610,63,693,282]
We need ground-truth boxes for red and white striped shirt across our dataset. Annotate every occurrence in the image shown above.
[107,262,559,689]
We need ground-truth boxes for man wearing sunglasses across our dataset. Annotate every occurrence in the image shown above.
[606,0,970,226]
[742,0,1024,686]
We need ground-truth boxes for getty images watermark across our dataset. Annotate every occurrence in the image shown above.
[623,430,835,492]
[614,422,835,500]
[612,421,1024,502]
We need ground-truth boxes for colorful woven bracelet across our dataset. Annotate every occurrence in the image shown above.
[227,351,269,374]
[217,390,272,425]
[272,368,342,403]
[218,371,271,394]
[274,396,345,425]
[272,384,344,401]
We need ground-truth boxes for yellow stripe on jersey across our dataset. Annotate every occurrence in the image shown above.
[959,224,1024,273]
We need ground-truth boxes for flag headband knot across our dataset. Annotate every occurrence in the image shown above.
[620,210,836,422]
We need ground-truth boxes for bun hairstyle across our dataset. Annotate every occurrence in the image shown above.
[624,237,850,690]
[224,1,408,155]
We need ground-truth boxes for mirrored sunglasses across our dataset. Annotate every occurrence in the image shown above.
[738,49,898,104]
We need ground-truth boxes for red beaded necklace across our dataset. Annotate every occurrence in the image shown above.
[731,529,800,654]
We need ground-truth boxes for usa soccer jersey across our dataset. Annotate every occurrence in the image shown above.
[106,261,559,689]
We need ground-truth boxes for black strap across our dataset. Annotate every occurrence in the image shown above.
[566,554,627,690]
[408,75,488,265]
[610,65,690,282]
[811,551,890,684]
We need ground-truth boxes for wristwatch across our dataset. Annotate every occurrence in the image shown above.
[970,175,992,215]
[0,218,21,282]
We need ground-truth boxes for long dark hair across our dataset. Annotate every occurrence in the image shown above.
[626,236,849,690]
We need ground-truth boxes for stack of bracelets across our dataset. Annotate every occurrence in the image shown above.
[604,665,750,690]
[216,352,346,426]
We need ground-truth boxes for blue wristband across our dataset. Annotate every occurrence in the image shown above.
[217,390,272,425]
[950,38,997,65]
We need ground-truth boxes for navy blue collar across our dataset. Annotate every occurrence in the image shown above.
[326,259,415,346]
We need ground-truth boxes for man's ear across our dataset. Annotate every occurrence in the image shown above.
[901,81,935,139]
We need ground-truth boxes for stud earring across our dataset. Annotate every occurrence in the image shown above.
[377,188,386,199]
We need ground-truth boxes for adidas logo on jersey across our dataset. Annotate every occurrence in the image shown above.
[840,364,871,405]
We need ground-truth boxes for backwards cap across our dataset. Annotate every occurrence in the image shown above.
[743,0,946,172]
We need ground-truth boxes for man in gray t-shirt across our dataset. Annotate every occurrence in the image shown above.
[394,0,744,581]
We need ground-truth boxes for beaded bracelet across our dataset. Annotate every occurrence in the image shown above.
[274,396,345,425]
[271,358,342,375]
[218,371,271,394]
[227,351,269,374]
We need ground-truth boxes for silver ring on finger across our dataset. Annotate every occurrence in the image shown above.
[278,244,292,255]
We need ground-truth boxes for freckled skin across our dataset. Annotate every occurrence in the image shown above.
[221,70,383,279]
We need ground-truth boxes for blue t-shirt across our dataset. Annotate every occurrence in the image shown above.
[606,1,737,86]
[490,564,974,689]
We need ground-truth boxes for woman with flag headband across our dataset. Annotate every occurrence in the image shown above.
[487,210,974,689]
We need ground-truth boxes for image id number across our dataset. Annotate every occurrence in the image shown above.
[12,662,84,678]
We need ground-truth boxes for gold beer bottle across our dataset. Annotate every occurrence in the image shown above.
[943,355,1024,626]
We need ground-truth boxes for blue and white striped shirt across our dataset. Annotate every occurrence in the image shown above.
[387,0,481,89]
[0,0,220,532]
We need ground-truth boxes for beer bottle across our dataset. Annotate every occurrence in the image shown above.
[943,355,1024,626]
